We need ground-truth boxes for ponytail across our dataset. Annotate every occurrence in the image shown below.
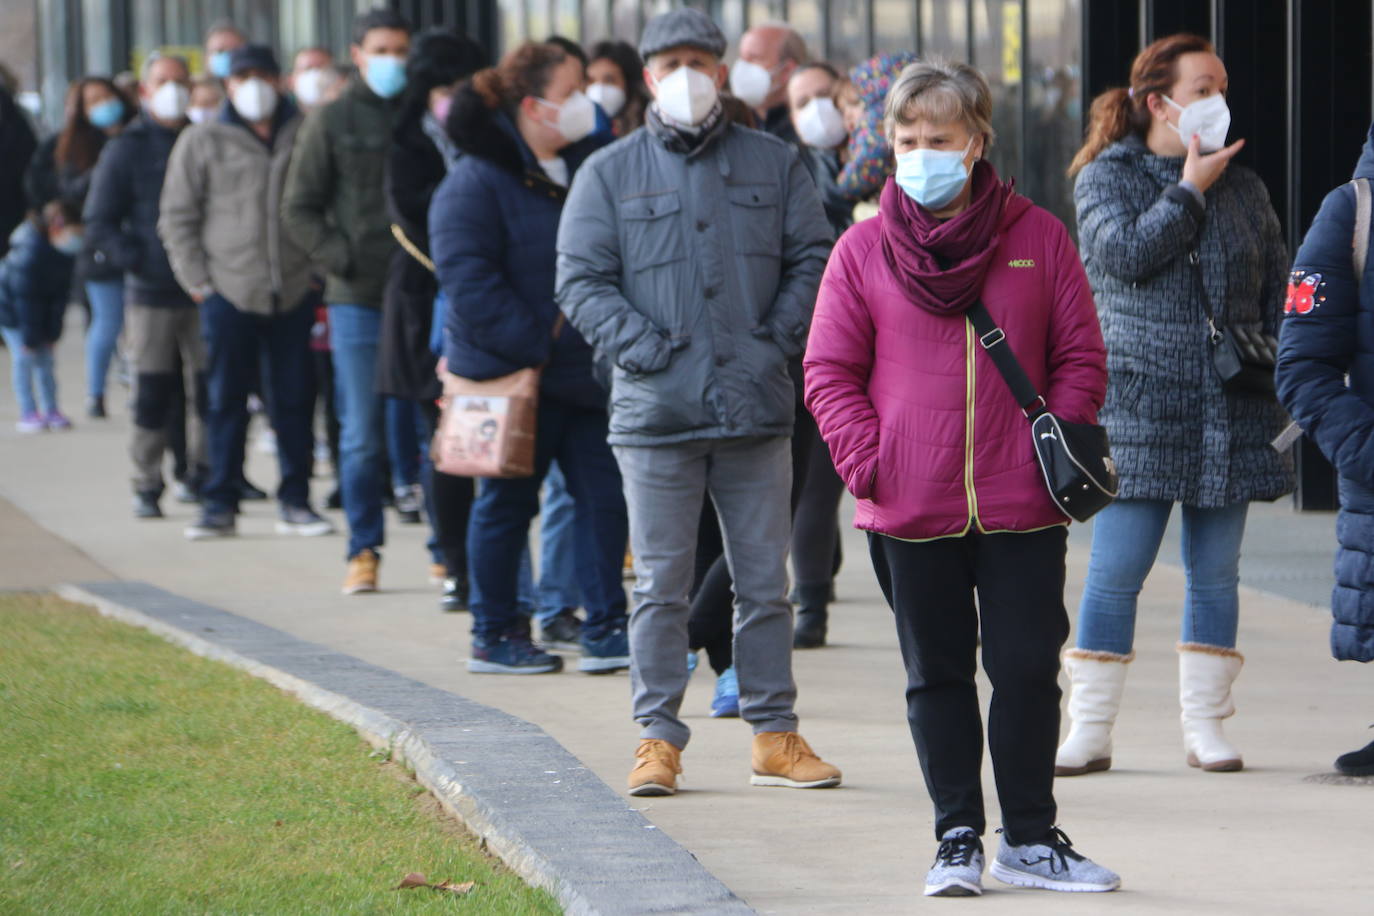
[1067,32,1214,177]
[465,42,566,113]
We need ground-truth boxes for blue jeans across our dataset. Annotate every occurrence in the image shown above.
[327,304,384,558]
[85,279,124,399]
[535,461,582,621]
[385,396,423,490]
[466,399,627,643]
[1076,498,1250,654]
[1,326,56,415]
[200,295,315,514]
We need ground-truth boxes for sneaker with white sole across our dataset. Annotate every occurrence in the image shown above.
[925,827,984,897]
[185,509,236,540]
[578,624,630,673]
[989,827,1120,892]
[276,504,335,537]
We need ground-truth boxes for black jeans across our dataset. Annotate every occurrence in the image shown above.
[868,526,1069,845]
[419,400,475,578]
[200,295,315,514]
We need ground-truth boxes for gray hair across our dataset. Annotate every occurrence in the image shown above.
[884,59,995,147]
[141,51,190,82]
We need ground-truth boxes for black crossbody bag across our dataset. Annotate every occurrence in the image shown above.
[966,300,1119,522]
[1187,247,1279,397]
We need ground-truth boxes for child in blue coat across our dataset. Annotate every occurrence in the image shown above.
[0,200,82,432]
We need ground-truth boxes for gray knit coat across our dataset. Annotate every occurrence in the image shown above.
[1074,136,1294,506]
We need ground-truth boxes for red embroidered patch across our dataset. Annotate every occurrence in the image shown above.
[1285,272,1323,314]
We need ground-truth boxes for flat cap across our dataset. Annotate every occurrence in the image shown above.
[228,44,280,76]
[639,8,727,62]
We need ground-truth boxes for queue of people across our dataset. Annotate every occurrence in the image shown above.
[6,5,1374,903]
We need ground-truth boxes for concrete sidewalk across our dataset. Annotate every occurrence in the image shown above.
[3,326,1372,913]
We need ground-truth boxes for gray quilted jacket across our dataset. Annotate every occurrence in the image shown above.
[555,109,833,446]
[1074,136,1293,506]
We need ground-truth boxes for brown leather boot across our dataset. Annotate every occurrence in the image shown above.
[628,739,682,796]
[750,732,842,788]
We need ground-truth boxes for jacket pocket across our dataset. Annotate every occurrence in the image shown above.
[620,190,685,271]
[725,183,781,256]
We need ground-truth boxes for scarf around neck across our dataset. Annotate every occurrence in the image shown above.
[878,159,1014,315]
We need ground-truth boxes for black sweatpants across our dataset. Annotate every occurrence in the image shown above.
[868,526,1069,845]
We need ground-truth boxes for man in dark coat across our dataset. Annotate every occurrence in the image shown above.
[84,53,204,520]
[1277,120,1374,778]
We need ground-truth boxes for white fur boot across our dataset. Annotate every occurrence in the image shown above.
[1055,649,1132,776]
[1178,643,1244,772]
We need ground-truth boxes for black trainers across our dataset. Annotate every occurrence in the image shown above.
[86,395,106,419]
[185,509,236,541]
[276,504,335,537]
[440,577,469,612]
[539,608,583,650]
[1336,735,1374,776]
[579,624,631,674]
[393,485,422,524]
[238,478,269,501]
[325,487,343,510]
[468,635,564,674]
[132,491,162,519]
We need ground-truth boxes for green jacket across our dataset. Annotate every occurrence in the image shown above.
[281,77,399,308]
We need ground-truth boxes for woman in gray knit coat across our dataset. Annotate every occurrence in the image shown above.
[1056,34,1293,778]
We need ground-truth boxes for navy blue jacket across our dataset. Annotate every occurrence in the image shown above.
[83,114,192,308]
[0,220,74,347]
[429,85,608,410]
[1277,122,1374,662]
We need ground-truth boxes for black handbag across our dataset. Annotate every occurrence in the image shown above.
[967,300,1119,522]
[1187,248,1278,397]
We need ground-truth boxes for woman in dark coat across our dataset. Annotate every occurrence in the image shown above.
[1277,121,1374,778]
[24,76,134,418]
[380,29,487,610]
[1057,34,1292,779]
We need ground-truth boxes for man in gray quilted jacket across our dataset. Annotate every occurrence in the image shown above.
[556,7,839,798]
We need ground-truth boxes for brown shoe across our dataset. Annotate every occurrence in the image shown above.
[628,739,681,797]
[750,731,841,788]
[342,549,380,595]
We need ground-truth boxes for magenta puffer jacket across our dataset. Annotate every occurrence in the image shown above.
[804,191,1107,541]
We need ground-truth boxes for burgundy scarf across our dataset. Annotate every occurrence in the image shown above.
[878,159,1013,315]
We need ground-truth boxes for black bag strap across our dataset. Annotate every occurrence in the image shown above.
[1186,246,1226,343]
[966,299,1047,420]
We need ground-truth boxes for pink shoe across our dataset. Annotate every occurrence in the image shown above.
[15,411,45,433]
[42,410,73,430]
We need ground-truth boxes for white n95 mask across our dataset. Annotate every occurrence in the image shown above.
[796,97,847,149]
[654,66,718,126]
[1165,93,1231,153]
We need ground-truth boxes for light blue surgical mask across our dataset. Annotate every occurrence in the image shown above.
[363,54,407,99]
[210,51,233,79]
[87,98,124,129]
[894,137,975,210]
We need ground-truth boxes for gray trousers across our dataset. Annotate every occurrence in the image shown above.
[613,436,798,749]
[126,303,207,494]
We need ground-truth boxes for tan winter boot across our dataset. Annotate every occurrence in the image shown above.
[1055,649,1132,776]
[750,732,842,788]
[628,739,682,797]
[1178,643,1244,772]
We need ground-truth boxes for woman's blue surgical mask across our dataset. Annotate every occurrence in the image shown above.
[87,98,124,129]
[363,54,407,99]
[209,51,233,79]
[894,137,975,210]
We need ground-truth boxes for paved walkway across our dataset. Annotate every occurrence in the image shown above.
[3,326,1372,913]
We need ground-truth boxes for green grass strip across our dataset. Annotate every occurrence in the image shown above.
[0,593,561,915]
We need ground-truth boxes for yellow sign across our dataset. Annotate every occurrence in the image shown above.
[129,46,205,79]
[1002,1,1022,84]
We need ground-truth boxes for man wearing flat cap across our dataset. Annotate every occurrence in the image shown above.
[160,44,332,542]
[556,7,839,797]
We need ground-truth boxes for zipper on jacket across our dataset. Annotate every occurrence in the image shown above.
[963,319,980,530]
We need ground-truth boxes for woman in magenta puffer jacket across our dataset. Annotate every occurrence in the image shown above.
[804,60,1116,897]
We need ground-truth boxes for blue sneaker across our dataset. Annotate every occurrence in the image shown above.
[710,666,740,718]
[468,635,564,674]
[579,625,630,674]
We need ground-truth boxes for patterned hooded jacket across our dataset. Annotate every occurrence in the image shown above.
[835,52,918,203]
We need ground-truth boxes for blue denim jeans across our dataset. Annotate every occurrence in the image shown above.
[385,396,423,490]
[200,295,315,514]
[327,304,384,558]
[466,399,627,643]
[1076,498,1250,654]
[84,279,124,399]
[1,326,56,415]
[535,461,582,622]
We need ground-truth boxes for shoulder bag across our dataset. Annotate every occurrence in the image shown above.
[1187,244,1278,397]
[967,300,1119,522]
[431,315,565,479]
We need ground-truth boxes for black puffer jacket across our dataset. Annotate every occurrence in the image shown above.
[25,133,121,282]
[0,88,37,258]
[83,114,192,308]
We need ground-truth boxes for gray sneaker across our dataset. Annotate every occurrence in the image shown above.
[276,504,335,537]
[989,827,1120,892]
[924,827,984,897]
